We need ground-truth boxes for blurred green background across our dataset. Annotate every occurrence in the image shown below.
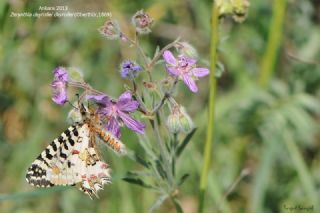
[0,0,320,212]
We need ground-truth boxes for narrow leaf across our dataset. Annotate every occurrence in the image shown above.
[126,151,151,168]
[122,177,153,189]
[172,198,184,213]
[176,128,197,157]
[125,171,154,177]
[153,45,160,59]
[148,194,168,213]
[156,160,167,180]
[178,173,190,186]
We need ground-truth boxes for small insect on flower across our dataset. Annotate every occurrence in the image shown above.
[26,104,127,199]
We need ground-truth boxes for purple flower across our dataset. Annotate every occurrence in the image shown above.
[87,91,145,138]
[51,67,69,105]
[120,60,142,79]
[163,50,210,93]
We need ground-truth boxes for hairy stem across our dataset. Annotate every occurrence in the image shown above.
[148,37,181,69]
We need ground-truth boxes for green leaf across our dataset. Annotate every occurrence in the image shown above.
[154,59,165,65]
[125,171,154,177]
[215,61,225,78]
[172,198,184,213]
[126,151,151,169]
[178,173,190,186]
[176,128,197,157]
[148,194,168,213]
[153,45,160,59]
[122,177,153,189]
[156,160,167,180]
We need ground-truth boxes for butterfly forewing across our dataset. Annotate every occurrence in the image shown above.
[26,124,86,187]
[26,123,111,198]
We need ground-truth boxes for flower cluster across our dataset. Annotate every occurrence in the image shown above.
[49,9,210,210]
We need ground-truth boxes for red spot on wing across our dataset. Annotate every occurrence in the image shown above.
[90,175,97,180]
[72,150,80,155]
[100,163,109,169]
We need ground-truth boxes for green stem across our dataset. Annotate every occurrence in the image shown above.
[258,0,286,87]
[198,2,219,213]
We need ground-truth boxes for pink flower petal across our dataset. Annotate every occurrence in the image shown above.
[192,67,209,77]
[118,91,132,102]
[118,111,145,134]
[166,66,179,76]
[117,91,139,112]
[183,75,198,93]
[163,50,177,65]
[105,117,121,138]
[86,95,110,106]
[117,99,139,112]
[51,80,68,105]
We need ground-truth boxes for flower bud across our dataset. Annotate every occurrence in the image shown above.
[98,20,121,40]
[178,106,194,133]
[166,105,194,134]
[67,67,84,82]
[216,0,250,23]
[167,111,180,134]
[131,10,153,34]
[174,42,198,59]
[232,0,250,23]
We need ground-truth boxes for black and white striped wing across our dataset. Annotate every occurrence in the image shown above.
[26,123,111,193]
[26,124,87,187]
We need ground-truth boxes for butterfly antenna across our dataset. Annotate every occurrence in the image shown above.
[67,101,78,109]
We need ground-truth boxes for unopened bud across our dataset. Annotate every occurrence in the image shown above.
[175,42,198,59]
[167,112,180,134]
[178,106,194,133]
[166,105,194,134]
[131,10,154,34]
[216,0,250,23]
[67,67,84,82]
[98,20,121,40]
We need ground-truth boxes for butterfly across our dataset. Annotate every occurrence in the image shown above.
[26,104,127,199]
